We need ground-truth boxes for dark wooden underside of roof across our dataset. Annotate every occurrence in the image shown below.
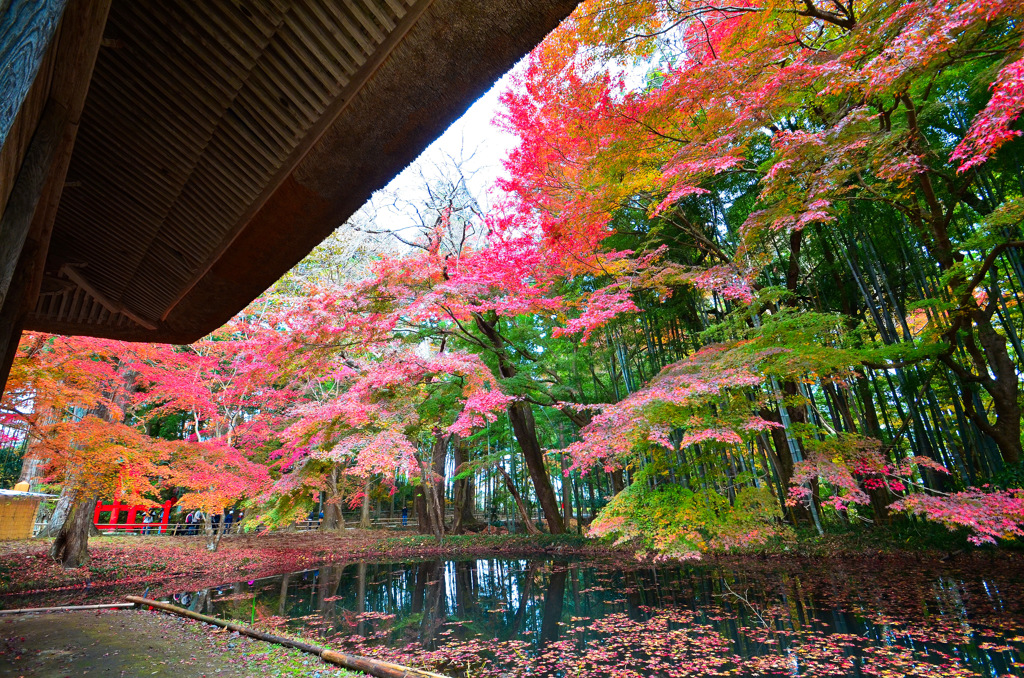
[24,0,578,343]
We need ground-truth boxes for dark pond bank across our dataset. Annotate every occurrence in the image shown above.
[162,557,1024,677]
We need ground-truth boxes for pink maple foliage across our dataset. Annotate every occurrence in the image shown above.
[892,488,1024,545]
[952,54,1024,171]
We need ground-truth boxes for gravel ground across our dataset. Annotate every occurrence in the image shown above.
[0,609,357,677]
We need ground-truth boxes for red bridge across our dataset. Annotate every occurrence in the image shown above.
[93,500,175,534]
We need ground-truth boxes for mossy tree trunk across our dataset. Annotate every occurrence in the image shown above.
[320,464,344,532]
[49,495,95,568]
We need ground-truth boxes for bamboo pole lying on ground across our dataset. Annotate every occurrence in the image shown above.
[125,596,450,678]
[0,602,135,615]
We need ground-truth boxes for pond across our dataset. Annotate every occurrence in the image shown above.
[165,556,1024,677]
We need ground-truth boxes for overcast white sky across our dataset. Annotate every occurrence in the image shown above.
[350,69,520,236]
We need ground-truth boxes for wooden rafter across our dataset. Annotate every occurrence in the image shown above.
[59,265,156,330]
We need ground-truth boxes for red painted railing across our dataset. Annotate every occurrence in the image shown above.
[93,499,175,534]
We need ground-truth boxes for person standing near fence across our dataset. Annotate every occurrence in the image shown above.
[401,505,408,527]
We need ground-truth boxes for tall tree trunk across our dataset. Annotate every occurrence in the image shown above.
[418,438,446,542]
[203,512,213,538]
[42,485,76,537]
[321,464,344,532]
[558,447,573,531]
[950,309,1023,465]
[49,495,95,568]
[473,311,565,534]
[430,435,447,535]
[414,485,432,535]
[497,464,541,535]
[571,471,585,533]
[452,437,480,534]
[611,469,625,494]
[507,401,565,534]
[759,406,816,526]
[208,512,227,552]
[758,230,824,530]
[359,481,371,529]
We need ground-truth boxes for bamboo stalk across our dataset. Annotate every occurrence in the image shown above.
[0,602,136,615]
[125,596,450,678]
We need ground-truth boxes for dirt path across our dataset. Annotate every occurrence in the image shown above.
[0,609,354,677]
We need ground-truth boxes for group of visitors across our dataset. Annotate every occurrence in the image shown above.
[179,508,243,535]
[181,510,206,535]
[130,510,163,534]
[141,511,159,535]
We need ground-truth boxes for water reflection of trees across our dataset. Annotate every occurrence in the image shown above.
[212,559,580,650]
[186,558,1024,678]
[205,559,1007,646]
[262,561,675,650]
